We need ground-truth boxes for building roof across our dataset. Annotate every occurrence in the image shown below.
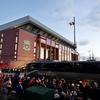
[0,16,75,48]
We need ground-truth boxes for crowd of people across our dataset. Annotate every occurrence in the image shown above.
[0,70,100,100]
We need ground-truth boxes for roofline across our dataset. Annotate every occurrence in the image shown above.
[0,15,75,48]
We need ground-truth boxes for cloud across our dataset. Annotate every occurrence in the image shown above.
[85,3,100,27]
[77,40,89,46]
[50,0,74,21]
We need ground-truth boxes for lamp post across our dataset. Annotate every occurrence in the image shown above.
[73,17,76,49]
[69,17,77,50]
[69,17,77,61]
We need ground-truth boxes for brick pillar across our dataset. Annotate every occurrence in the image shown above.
[54,48,56,60]
[49,46,52,60]
[36,35,41,61]
[44,43,47,61]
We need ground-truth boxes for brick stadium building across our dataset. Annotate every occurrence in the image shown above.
[0,16,79,68]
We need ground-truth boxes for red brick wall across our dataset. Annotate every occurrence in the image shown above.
[0,28,37,68]
[16,29,36,67]
[0,28,19,63]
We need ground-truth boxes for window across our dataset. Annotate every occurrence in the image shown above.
[15,44,17,50]
[59,49,61,55]
[41,38,46,44]
[34,48,36,53]
[46,49,49,59]
[0,38,3,42]
[14,55,17,59]
[0,44,2,49]
[0,50,2,55]
[34,54,36,57]
[56,44,58,48]
[40,47,44,59]
[15,37,18,43]
[34,42,36,47]
[1,33,3,37]
[47,38,51,45]
[14,51,17,55]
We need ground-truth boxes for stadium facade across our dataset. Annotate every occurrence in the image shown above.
[0,16,79,68]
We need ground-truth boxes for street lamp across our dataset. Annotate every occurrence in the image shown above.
[69,17,77,61]
[69,17,77,50]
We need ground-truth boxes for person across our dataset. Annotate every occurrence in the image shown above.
[0,84,8,100]
[13,80,23,100]
[54,89,60,100]
[69,90,77,100]
[6,77,12,94]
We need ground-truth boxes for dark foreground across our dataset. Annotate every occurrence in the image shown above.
[0,70,100,100]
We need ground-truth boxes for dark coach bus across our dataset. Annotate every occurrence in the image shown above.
[25,61,100,80]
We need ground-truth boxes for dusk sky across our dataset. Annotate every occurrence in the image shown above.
[0,0,100,59]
